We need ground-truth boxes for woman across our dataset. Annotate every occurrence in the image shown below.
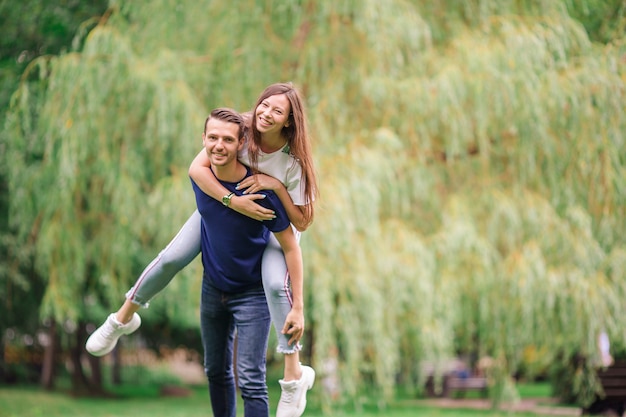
[86,82,318,417]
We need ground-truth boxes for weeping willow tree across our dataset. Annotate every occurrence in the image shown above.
[3,0,625,408]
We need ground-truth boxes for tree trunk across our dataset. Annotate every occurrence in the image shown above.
[0,337,5,383]
[69,323,90,394]
[86,351,103,390]
[112,343,121,385]
[69,322,105,396]
[40,319,57,390]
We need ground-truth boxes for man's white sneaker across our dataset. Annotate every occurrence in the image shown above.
[85,313,141,357]
[277,365,315,417]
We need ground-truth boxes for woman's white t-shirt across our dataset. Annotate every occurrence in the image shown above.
[238,144,306,206]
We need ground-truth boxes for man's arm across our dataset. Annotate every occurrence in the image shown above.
[272,226,304,345]
[188,149,275,221]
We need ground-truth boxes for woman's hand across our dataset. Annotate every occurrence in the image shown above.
[236,173,281,194]
[230,194,276,221]
[282,308,305,346]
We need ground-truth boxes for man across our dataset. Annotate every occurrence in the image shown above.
[192,108,305,417]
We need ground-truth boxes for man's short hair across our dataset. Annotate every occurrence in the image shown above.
[205,108,246,140]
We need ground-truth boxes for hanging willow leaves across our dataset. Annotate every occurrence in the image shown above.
[2,0,625,409]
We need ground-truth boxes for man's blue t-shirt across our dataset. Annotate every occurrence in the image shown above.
[191,166,290,293]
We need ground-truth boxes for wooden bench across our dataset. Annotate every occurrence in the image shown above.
[424,374,488,398]
[443,376,488,398]
[584,362,626,416]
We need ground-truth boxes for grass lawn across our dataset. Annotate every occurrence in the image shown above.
[0,381,575,417]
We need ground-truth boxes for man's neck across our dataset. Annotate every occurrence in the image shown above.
[211,161,246,183]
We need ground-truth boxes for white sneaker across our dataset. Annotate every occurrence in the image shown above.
[277,365,315,417]
[86,313,141,357]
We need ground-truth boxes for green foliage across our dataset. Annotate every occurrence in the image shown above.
[548,353,601,407]
[3,22,206,322]
[2,0,625,409]
[564,0,626,43]
[0,0,109,159]
[0,0,110,343]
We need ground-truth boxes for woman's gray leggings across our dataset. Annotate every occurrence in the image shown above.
[125,209,300,354]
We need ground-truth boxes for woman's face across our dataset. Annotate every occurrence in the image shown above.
[254,93,291,136]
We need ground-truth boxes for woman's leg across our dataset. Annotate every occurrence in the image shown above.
[262,229,315,417]
[123,209,203,311]
[86,210,202,356]
[262,229,302,379]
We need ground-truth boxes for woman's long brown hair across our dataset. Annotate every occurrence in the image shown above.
[246,82,318,227]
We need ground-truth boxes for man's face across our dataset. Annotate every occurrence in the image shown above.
[202,118,243,167]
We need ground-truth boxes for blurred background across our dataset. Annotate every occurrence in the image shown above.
[1,0,625,415]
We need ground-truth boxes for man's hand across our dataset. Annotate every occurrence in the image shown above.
[230,194,275,221]
[281,308,305,346]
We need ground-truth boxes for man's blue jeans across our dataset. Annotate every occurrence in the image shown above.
[200,281,271,417]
